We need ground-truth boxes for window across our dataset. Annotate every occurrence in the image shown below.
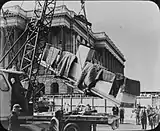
[0,74,9,92]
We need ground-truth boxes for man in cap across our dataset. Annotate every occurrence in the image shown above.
[140,106,147,130]
[10,77,27,112]
[112,104,119,116]
[8,104,22,131]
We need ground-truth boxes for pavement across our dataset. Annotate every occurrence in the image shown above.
[1,119,159,131]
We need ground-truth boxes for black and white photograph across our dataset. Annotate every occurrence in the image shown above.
[0,0,160,131]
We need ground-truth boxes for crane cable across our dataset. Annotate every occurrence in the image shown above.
[33,0,58,98]
[20,0,24,8]
[43,0,57,84]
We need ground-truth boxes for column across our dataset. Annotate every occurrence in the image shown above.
[118,61,120,73]
[113,57,116,73]
[52,28,57,47]
[111,54,113,72]
[72,32,76,54]
[76,34,80,52]
[15,27,22,69]
[60,26,65,51]
[107,51,109,69]
[103,49,105,67]
[106,51,108,68]
[69,30,73,53]
[11,26,18,66]
[108,52,111,71]
[115,59,117,73]
[48,28,52,44]
[113,56,115,72]
[0,27,5,67]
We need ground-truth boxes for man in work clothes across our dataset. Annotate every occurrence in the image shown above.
[8,104,22,131]
[140,106,147,130]
[112,104,119,116]
[120,106,125,124]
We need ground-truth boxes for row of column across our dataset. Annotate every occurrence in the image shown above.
[93,49,124,74]
[0,26,23,68]
[49,26,91,55]
[48,26,124,75]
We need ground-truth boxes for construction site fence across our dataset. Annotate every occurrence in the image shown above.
[44,94,117,114]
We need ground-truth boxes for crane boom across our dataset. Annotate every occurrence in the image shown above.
[0,0,57,102]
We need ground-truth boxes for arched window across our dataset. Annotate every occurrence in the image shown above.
[50,82,59,94]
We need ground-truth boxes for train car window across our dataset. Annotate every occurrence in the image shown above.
[0,74,9,92]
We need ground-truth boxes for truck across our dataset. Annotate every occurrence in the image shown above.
[0,54,120,131]
[0,0,121,131]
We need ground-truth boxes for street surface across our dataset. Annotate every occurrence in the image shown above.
[1,119,158,131]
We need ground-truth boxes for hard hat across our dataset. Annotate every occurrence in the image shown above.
[12,104,22,112]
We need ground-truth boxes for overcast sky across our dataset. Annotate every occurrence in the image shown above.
[2,1,160,92]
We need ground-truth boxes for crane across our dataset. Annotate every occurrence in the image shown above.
[0,0,57,106]
[0,1,122,130]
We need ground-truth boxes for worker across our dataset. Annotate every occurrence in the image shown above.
[112,104,119,116]
[10,77,27,112]
[135,104,141,125]
[84,104,92,115]
[148,107,157,129]
[8,64,20,85]
[85,104,92,112]
[8,104,22,131]
[38,91,45,102]
[120,106,125,124]
[140,106,147,130]
[38,91,49,112]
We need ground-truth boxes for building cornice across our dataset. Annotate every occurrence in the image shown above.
[1,4,125,64]
[93,32,125,62]
[94,41,124,65]
[0,16,27,30]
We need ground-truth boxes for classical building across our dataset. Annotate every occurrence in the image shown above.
[0,5,126,94]
[137,91,160,108]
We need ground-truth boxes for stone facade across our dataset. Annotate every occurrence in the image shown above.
[0,5,126,94]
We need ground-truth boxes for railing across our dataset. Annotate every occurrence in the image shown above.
[44,93,115,114]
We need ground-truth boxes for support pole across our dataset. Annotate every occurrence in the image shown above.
[61,95,63,110]
[92,97,94,109]
[105,99,107,113]
[70,94,72,112]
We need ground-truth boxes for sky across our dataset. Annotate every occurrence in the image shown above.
[2,1,160,92]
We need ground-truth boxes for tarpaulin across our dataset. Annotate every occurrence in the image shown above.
[94,81,112,96]
[116,91,136,104]
[77,62,115,91]
[77,62,98,90]
[46,47,60,65]
[42,44,61,66]
[91,82,121,105]
[96,69,115,83]
[109,77,124,97]
[57,51,77,77]
[123,78,140,96]
[76,45,94,68]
